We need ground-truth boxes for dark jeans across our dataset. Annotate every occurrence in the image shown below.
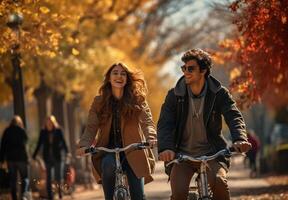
[101,153,145,200]
[7,161,29,200]
[45,161,64,200]
[170,160,230,200]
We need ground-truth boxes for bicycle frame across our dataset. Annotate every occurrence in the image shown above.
[114,149,130,200]
[167,148,238,200]
[83,142,151,200]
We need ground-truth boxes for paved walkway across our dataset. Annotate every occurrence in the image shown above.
[229,155,270,199]
[38,156,271,200]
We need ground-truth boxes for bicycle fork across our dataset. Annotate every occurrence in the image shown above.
[197,161,210,199]
[115,152,125,186]
[114,152,130,200]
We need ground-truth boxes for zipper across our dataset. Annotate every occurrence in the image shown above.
[175,97,184,149]
[212,111,216,122]
[205,96,217,153]
[205,96,216,128]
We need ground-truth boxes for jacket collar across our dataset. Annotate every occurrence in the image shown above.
[174,75,222,97]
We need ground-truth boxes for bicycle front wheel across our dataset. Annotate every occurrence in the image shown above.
[188,191,198,200]
[114,186,130,200]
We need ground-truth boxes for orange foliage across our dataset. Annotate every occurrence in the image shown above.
[219,0,288,109]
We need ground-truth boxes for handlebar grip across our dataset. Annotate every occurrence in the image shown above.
[84,148,91,154]
[84,147,97,154]
[228,146,237,152]
[142,142,150,146]
[136,142,150,150]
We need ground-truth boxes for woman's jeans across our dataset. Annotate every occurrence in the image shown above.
[101,153,145,200]
[45,161,64,200]
[8,161,29,200]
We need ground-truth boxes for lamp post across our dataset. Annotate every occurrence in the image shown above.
[7,12,26,127]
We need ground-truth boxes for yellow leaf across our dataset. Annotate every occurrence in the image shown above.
[52,14,58,18]
[103,13,118,21]
[39,7,50,14]
[230,68,241,80]
[67,37,74,43]
[72,48,79,55]
[48,51,56,58]
[0,47,6,54]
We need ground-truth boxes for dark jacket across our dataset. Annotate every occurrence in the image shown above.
[0,125,28,163]
[157,76,247,168]
[33,128,68,163]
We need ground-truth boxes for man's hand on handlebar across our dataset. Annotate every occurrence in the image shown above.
[232,141,251,153]
[158,150,175,162]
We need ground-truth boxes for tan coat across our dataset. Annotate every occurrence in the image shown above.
[78,96,157,184]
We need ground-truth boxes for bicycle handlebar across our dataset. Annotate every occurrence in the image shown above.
[81,141,153,156]
[166,147,239,167]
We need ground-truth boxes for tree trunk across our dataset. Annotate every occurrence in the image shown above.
[33,79,50,129]
[67,99,77,157]
[52,91,65,128]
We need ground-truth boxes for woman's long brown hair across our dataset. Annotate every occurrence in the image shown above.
[98,63,147,124]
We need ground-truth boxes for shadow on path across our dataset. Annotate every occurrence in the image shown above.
[231,184,288,197]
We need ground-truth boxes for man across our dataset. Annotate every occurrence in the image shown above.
[157,48,251,200]
[0,116,30,200]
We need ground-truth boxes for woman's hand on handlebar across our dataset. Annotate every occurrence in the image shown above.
[76,147,87,157]
[147,139,157,148]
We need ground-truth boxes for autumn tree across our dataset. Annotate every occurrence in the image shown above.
[0,0,234,146]
[0,0,78,126]
[217,0,288,109]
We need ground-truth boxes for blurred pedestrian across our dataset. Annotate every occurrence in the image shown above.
[246,129,260,177]
[0,115,30,200]
[32,115,68,200]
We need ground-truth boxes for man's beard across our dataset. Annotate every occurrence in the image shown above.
[185,77,195,84]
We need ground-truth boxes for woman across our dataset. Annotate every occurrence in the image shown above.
[32,115,68,200]
[0,115,29,200]
[77,63,157,200]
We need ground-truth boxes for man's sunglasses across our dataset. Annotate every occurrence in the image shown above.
[181,65,198,73]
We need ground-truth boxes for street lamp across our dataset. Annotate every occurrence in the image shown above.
[7,12,26,127]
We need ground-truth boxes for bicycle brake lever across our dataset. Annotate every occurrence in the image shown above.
[178,154,184,162]
[86,147,98,154]
[137,142,151,150]
[137,146,146,150]
[225,147,238,157]
[142,142,150,146]
[166,159,179,167]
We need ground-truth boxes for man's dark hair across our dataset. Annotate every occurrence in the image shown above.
[181,48,212,78]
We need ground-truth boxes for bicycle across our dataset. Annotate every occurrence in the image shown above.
[31,157,75,199]
[166,147,240,200]
[81,142,153,200]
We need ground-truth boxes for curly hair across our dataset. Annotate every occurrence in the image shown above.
[98,63,147,124]
[181,48,212,78]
